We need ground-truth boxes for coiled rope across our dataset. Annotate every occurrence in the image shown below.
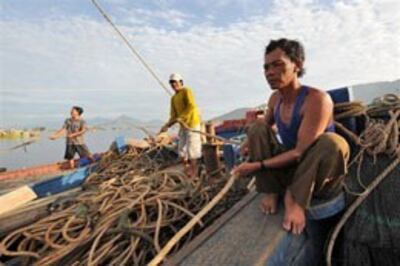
[0,142,242,265]
[326,93,400,266]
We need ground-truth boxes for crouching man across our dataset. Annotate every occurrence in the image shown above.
[233,38,350,235]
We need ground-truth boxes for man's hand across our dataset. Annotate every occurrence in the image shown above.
[232,162,260,177]
[49,135,57,140]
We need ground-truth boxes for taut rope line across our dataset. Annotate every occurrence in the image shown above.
[90,0,172,96]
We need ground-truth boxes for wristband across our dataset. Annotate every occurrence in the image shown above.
[259,160,267,171]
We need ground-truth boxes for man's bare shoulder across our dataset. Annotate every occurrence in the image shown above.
[306,87,333,107]
[267,91,281,108]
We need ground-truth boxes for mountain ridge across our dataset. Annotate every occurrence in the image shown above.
[210,79,400,122]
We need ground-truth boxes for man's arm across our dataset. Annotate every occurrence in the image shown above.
[262,90,333,168]
[49,128,66,140]
[160,99,177,132]
[233,90,333,175]
[265,91,280,126]
[49,119,68,140]
[68,128,87,138]
[68,121,88,138]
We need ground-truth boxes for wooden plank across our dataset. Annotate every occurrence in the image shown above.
[0,188,81,237]
[167,191,258,265]
[0,166,93,216]
[171,193,288,265]
[0,186,37,216]
[169,191,341,266]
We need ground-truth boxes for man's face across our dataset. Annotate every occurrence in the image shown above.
[264,48,299,90]
[169,80,182,92]
[70,109,79,119]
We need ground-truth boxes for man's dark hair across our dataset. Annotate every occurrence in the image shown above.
[72,106,84,115]
[265,38,306,77]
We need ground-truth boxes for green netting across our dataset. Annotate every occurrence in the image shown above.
[340,152,400,265]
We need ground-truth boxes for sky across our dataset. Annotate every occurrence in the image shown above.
[1,0,399,127]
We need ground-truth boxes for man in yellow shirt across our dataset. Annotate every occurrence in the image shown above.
[160,73,202,177]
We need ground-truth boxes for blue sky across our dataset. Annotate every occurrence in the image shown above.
[1,0,399,127]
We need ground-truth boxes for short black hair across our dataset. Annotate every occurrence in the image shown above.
[265,38,306,77]
[72,106,84,115]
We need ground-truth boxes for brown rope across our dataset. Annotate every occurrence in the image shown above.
[326,95,400,266]
[0,142,245,265]
[148,173,237,265]
[326,155,400,266]
[177,119,241,145]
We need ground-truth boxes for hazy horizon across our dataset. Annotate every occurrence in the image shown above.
[1,0,400,128]
[2,77,399,129]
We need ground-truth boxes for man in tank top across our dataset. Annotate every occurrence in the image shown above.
[233,38,350,235]
[49,106,93,169]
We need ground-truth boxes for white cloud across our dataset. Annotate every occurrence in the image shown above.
[1,0,399,127]
[117,7,190,28]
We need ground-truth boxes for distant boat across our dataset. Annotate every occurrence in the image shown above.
[0,129,40,139]
[0,153,102,189]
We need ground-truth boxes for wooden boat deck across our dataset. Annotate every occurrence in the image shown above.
[169,192,286,265]
[169,191,336,266]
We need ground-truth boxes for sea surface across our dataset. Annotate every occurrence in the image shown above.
[0,129,150,171]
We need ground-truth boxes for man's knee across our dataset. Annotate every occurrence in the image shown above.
[247,120,271,139]
[315,133,350,159]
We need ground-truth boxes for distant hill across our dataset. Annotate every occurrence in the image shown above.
[351,79,400,103]
[93,115,142,128]
[92,115,163,130]
[20,115,164,131]
[211,107,250,122]
[211,79,400,121]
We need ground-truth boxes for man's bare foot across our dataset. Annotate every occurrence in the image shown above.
[260,194,278,214]
[186,169,196,178]
[68,160,75,169]
[283,190,306,235]
[182,162,194,178]
[182,160,190,176]
[183,166,191,177]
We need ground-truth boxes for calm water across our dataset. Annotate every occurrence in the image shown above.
[0,129,149,170]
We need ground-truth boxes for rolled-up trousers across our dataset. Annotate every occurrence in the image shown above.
[247,121,350,209]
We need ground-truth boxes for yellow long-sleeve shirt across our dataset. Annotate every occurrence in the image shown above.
[168,87,201,129]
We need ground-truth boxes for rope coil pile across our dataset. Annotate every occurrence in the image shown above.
[0,145,243,265]
[327,93,400,266]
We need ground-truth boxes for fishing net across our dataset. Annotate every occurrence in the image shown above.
[332,95,400,266]
[339,152,400,266]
